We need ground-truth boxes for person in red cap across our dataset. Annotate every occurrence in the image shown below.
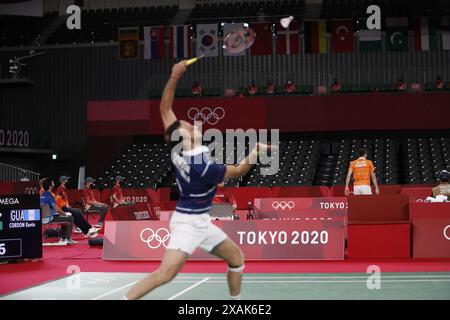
[111,176,135,208]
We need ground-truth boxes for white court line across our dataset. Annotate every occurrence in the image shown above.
[208,279,450,283]
[169,279,450,283]
[91,280,139,300]
[174,275,450,279]
[167,277,210,300]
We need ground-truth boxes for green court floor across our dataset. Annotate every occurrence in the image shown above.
[2,272,450,300]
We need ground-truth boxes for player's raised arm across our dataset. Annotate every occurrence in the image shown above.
[225,143,275,179]
[160,60,187,131]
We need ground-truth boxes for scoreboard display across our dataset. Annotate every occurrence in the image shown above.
[0,194,42,261]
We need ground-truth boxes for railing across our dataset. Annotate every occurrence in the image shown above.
[0,162,40,182]
[139,67,447,98]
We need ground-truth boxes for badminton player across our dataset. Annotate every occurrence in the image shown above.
[123,60,273,300]
[345,148,380,195]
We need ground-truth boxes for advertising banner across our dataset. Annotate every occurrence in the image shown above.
[103,219,345,260]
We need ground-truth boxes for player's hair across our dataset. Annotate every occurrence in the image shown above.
[42,178,53,191]
[164,120,182,148]
[359,148,367,157]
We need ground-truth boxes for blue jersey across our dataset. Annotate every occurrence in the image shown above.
[40,190,58,218]
[172,146,227,214]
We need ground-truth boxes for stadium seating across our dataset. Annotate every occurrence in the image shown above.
[405,137,450,184]
[321,0,440,20]
[0,12,57,47]
[95,135,449,190]
[330,138,398,186]
[186,0,305,24]
[96,142,172,189]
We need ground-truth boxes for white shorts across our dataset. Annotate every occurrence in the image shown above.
[353,185,373,195]
[166,211,228,255]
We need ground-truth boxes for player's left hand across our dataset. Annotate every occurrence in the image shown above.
[171,60,187,80]
[375,188,380,195]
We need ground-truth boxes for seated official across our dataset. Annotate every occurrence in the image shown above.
[330,78,342,93]
[284,80,296,93]
[111,175,136,208]
[265,80,275,94]
[248,82,258,96]
[395,78,407,91]
[435,76,444,90]
[81,177,109,227]
[191,81,202,96]
[213,183,237,212]
[40,178,75,245]
[55,175,99,238]
[432,170,450,197]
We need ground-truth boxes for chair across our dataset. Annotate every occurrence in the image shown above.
[41,205,71,246]
[78,197,101,223]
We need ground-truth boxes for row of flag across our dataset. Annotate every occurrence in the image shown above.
[118,17,450,60]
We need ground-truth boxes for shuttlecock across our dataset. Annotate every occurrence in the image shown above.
[280,16,294,29]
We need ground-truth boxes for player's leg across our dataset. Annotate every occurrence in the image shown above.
[209,237,245,299]
[124,249,188,300]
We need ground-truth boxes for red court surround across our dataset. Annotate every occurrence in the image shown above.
[347,223,411,259]
[227,187,272,209]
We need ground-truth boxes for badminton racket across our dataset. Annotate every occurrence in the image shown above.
[186,27,256,66]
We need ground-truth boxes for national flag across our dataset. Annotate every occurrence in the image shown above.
[144,26,165,59]
[223,23,246,56]
[304,20,327,54]
[358,29,382,52]
[170,25,192,59]
[251,22,273,55]
[413,17,437,51]
[331,19,354,52]
[196,24,219,57]
[385,17,409,51]
[441,16,450,50]
[118,27,139,60]
[276,21,300,55]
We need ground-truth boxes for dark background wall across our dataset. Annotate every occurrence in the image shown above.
[0,44,171,178]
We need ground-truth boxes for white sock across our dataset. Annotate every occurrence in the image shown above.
[230,294,241,300]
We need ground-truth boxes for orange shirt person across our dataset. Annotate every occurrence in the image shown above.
[345,148,379,195]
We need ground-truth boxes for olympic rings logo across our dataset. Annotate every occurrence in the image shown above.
[272,201,295,210]
[187,107,225,125]
[140,227,170,249]
[444,225,450,241]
